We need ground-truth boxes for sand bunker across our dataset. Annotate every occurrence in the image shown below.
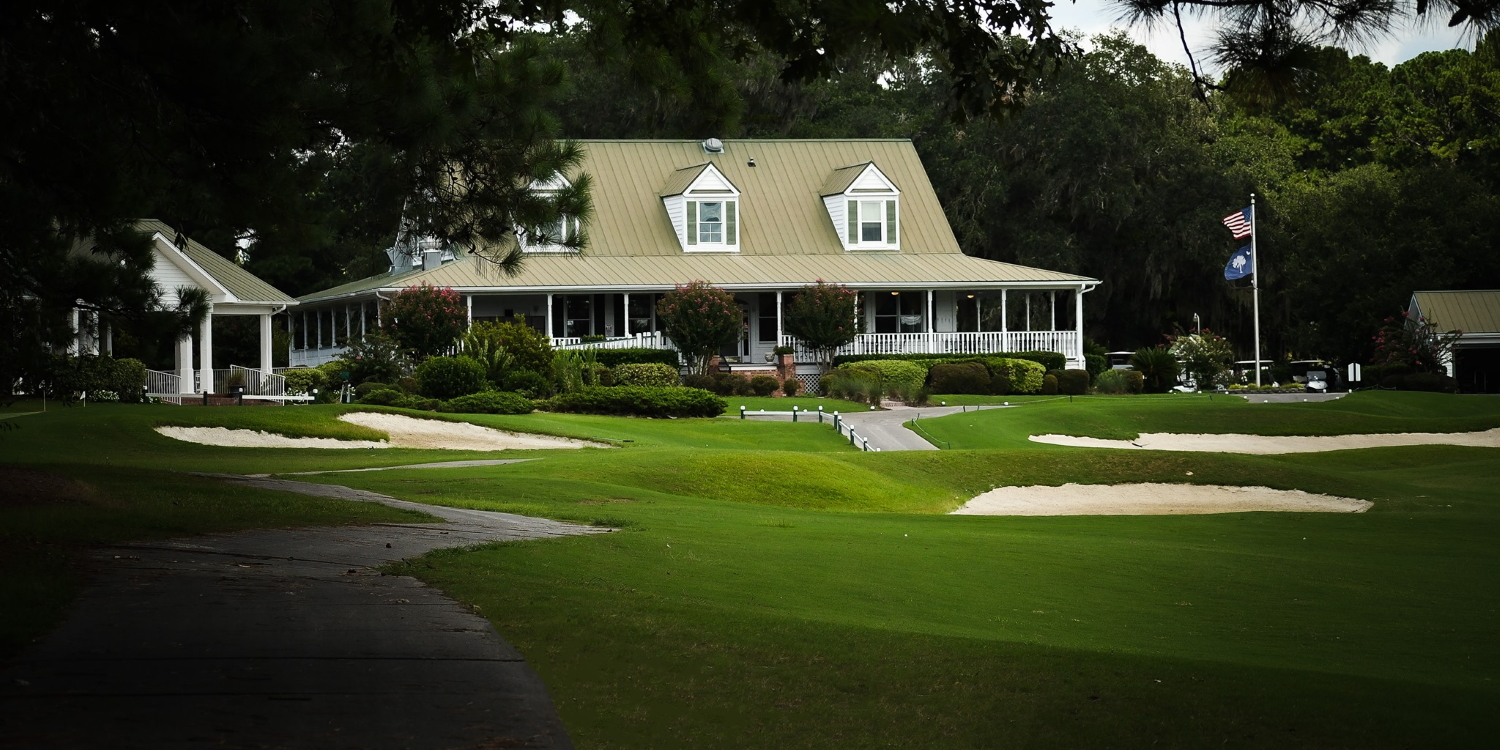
[1030,428,1500,454]
[952,483,1371,516]
[155,412,606,451]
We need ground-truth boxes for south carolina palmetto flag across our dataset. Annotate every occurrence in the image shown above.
[1222,207,1253,239]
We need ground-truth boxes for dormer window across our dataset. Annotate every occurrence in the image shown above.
[661,163,741,252]
[522,173,580,253]
[822,162,900,251]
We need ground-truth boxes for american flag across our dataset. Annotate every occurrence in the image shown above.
[1222,207,1252,239]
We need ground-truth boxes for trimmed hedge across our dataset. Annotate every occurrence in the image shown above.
[415,356,488,400]
[929,362,990,394]
[542,386,725,418]
[839,360,926,402]
[283,368,325,397]
[439,391,534,414]
[1386,372,1458,393]
[1084,353,1107,380]
[592,348,682,368]
[781,377,801,397]
[359,388,441,410]
[985,358,1045,395]
[612,362,680,388]
[1054,369,1090,395]
[1041,374,1059,395]
[749,375,780,396]
[1094,369,1144,394]
[1011,350,1067,372]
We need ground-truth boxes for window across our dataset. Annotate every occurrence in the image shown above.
[686,199,737,248]
[757,293,778,343]
[699,202,723,243]
[843,197,898,248]
[860,201,883,242]
[627,293,661,334]
[874,292,924,333]
[554,295,592,338]
[524,215,578,251]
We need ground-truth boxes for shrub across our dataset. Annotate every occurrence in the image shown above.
[593,348,681,368]
[783,281,859,371]
[1056,369,1090,395]
[542,386,726,418]
[283,368,326,397]
[414,356,487,400]
[585,362,613,387]
[502,369,552,398]
[357,388,439,410]
[840,360,926,402]
[110,357,147,401]
[749,375,780,396]
[656,281,743,373]
[1395,372,1458,393]
[439,391,534,414]
[1130,347,1181,393]
[1083,353,1106,380]
[613,362,679,388]
[1011,350,1067,372]
[1169,331,1234,390]
[1041,374,1059,394]
[781,377,801,397]
[732,375,755,396]
[822,367,882,405]
[682,373,716,391]
[396,375,420,394]
[928,362,990,394]
[985,358,1046,395]
[463,319,554,376]
[354,381,390,399]
[382,282,467,360]
[343,330,406,384]
[1094,369,1144,394]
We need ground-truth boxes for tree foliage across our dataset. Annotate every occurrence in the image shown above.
[657,282,744,374]
[383,284,468,360]
[784,281,860,372]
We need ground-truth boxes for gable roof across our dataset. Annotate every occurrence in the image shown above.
[137,219,296,304]
[659,163,708,197]
[820,162,899,196]
[1411,290,1500,335]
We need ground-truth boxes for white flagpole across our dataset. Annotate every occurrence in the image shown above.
[1251,193,1262,387]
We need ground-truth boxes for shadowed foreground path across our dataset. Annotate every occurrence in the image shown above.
[1,474,608,750]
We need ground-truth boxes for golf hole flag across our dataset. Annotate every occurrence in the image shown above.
[1224,245,1253,280]
[1222,207,1253,239]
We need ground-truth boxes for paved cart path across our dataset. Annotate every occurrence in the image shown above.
[0,473,608,750]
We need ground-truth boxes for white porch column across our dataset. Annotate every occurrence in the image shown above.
[926,290,934,333]
[345,305,353,341]
[1025,293,1032,332]
[103,322,113,356]
[1000,290,1008,337]
[198,307,214,392]
[775,291,784,341]
[361,304,367,337]
[623,293,631,336]
[259,313,274,374]
[466,295,473,328]
[317,309,323,349]
[68,308,80,355]
[177,334,195,394]
[975,294,982,332]
[1075,287,1085,363]
[1050,291,1056,330]
[546,293,554,340]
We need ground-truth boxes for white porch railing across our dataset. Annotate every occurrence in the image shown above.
[778,331,1081,364]
[230,365,287,398]
[553,332,676,351]
[144,369,182,404]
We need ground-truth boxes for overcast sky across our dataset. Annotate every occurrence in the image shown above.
[1048,0,1475,71]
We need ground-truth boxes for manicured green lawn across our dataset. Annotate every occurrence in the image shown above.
[719,395,870,415]
[917,390,1500,449]
[4,391,1498,747]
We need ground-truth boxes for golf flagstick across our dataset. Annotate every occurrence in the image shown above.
[1251,193,1261,387]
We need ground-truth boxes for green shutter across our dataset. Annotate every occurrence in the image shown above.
[886,200,896,244]
[686,201,697,246]
[726,201,737,245]
[847,200,858,244]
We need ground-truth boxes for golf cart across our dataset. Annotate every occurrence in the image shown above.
[1232,359,1273,385]
[1289,360,1343,393]
[1107,352,1136,370]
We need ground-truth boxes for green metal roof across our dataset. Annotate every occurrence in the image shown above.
[820,162,874,196]
[1411,290,1500,335]
[299,139,1099,303]
[137,219,297,304]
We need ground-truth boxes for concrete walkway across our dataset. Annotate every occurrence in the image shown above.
[1,474,608,749]
[836,405,969,450]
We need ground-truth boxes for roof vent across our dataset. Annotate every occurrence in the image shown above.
[702,138,724,153]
